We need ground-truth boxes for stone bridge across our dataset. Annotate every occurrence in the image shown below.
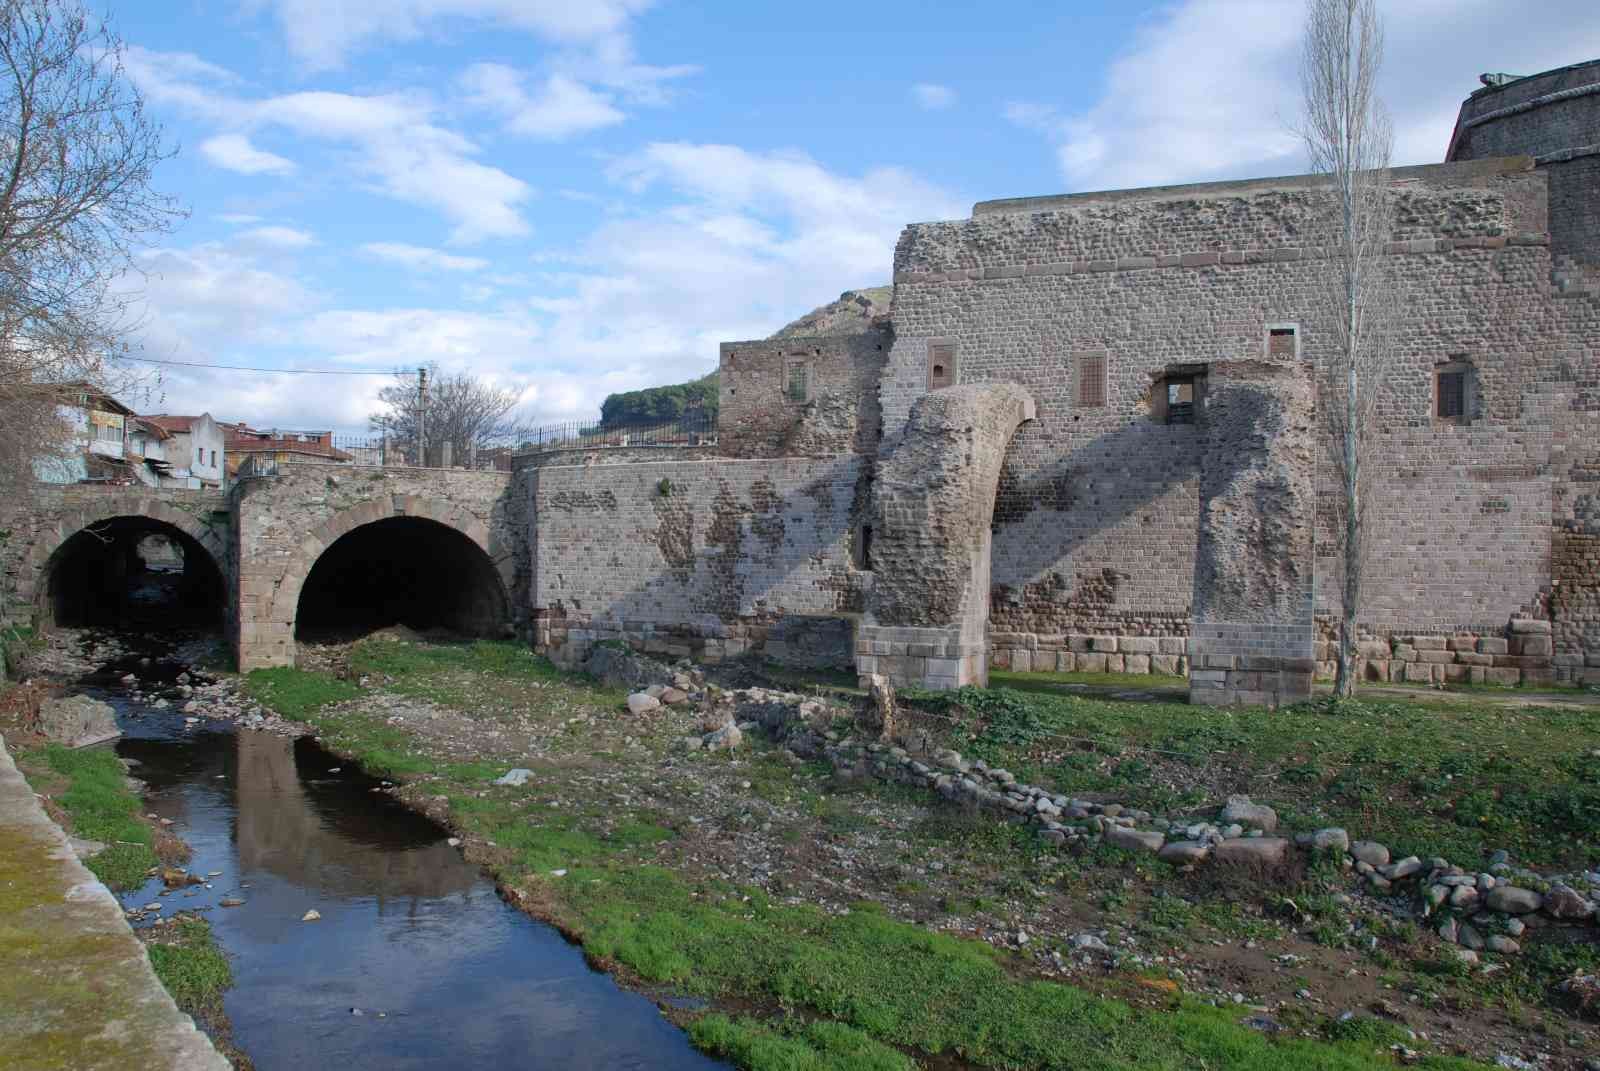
[0,464,520,671]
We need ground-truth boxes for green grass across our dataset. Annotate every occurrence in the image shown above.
[242,666,360,719]
[992,668,1189,690]
[146,917,232,1011]
[690,1015,915,1071]
[346,638,609,710]
[33,745,157,889]
[902,685,1600,869]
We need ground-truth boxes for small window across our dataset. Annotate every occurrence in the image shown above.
[785,361,809,403]
[1149,366,1206,424]
[1434,359,1476,425]
[209,449,216,466]
[927,341,956,390]
[854,524,873,570]
[1265,323,1299,360]
[1076,352,1107,408]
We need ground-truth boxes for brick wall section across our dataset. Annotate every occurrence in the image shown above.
[717,330,890,457]
[882,156,1599,675]
[530,456,864,668]
[858,383,1035,689]
[1554,530,1600,683]
[232,464,514,670]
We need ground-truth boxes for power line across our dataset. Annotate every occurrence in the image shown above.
[126,355,393,376]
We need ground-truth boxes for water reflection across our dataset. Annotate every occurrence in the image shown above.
[116,710,724,1071]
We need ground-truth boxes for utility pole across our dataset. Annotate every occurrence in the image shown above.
[417,366,428,466]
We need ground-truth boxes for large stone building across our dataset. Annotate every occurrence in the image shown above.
[531,58,1599,704]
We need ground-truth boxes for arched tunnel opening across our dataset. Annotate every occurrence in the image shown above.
[294,516,508,642]
[44,517,226,629]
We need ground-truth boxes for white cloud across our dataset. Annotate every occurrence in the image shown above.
[238,225,316,248]
[253,0,657,72]
[200,133,297,175]
[362,242,489,272]
[126,54,533,242]
[459,65,625,139]
[1007,0,1600,192]
[216,213,265,225]
[911,83,955,110]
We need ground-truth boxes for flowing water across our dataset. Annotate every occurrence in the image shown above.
[80,643,725,1071]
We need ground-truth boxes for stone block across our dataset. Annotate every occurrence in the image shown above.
[1394,645,1417,662]
[1067,634,1093,652]
[1230,671,1262,690]
[1469,666,1487,684]
[1054,651,1076,672]
[1455,652,1493,666]
[1189,669,1227,684]
[1103,654,1124,673]
[1521,667,1556,686]
[1511,635,1552,657]
[1315,660,1337,680]
[1357,640,1390,659]
[1363,659,1390,681]
[1123,654,1151,674]
[990,648,1011,669]
[1089,635,1119,652]
[1442,663,1471,683]
[1487,667,1522,686]
[1150,654,1181,676]
[1411,635,1447,651]
[1508,619,1551,634]
[1077,653,1107,673]
[1120,637,1158,654]
[1282,671,1313,697]
[1447,634,1479,652]
[1010,650,1032,673]
[1403,662,1438,683]
[1477,637,1509,654]
[1417,650,1455,664]
[1158,637,1186,655]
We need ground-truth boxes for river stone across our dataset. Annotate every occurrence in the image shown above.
[626,692,662,715]
[37,695,120,748]
[1214,837,1291,868]
[494,768,532,786]
[1384,856,1424,881]
[1486,886,1543,914]
[1158,840,1211,865]
[1219,795,1278,832]
[1309,828,1349,853]
[1106,827,1164,854]
[1542,884,1595,920]
[1349,841,1390,867]
[659,687,689,706]
[1457,923,1485,951]
[1486,935,1521,955]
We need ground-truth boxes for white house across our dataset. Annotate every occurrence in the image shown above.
[144,414,226,489]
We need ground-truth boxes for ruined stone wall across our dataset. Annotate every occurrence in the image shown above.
[232,464,514,669]
[529,456,865,668]
[717,330,889,457]
[884,158,1598,672]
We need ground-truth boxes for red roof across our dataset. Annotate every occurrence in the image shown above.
[144,415,199,432]
[224,435,352,461]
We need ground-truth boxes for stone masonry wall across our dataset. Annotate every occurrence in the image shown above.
[884,157,1599,673]
[233,464,514,670]
[718,330,890,458]
[530,456,865,668]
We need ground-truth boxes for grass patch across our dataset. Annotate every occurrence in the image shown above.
[903,685,1600,869]
[30,745,157,889]
[346,639,610,711]
[993,668,1189,690]
[690,1015,915,1071]
[146,917,232,1011]
[242,667,359,720]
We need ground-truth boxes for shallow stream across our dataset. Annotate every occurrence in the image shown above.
[79,641,726,1070]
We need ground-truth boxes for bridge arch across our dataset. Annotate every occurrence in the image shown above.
[24,495,229,629]
[265,494,512,649]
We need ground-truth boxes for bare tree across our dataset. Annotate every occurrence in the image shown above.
[1299,0,1397,697]
[369,365,531,466]
[0,0,180,498]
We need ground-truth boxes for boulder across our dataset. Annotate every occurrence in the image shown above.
[1214,837,1292,868]
[36,695,119,748]
[1485,886,1543,915]
[494,768,533,786]
[1219,795,1278,833]
[584,646,674,690]
[626,692,662,715]
[1106,827,1165,854]
[1309,828,1349,853]
[1543,883,1595,920]
[1349,840,1390,867]
[659,687,689,706]
[704,724,743,752]
[1158,840,1212,866]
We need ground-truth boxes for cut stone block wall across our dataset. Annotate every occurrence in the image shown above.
[1187,360,1316,708]
[529,456,865,668]
[718,330,890,458]
[858,383,1035,689]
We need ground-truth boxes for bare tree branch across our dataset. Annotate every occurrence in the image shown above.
[368,364,532,466]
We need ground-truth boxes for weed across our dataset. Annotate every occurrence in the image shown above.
[32,745,156,889]
[146,917,232,1011]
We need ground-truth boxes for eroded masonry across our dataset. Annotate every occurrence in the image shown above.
[529,60,1599,706]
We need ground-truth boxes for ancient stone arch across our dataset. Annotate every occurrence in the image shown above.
[857,382,1036,688]
[22,495,230,624]
[261,493,512,648]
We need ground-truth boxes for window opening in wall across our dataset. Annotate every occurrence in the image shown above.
[1149,365,1206,424]
[1434,358,1475,424]
[1077,352,1107,407]
[928,341,956,390]
[855,524,873,570]
[786,360,809,403]
[1266,323,1299,360]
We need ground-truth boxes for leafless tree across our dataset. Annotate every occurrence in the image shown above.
[1299,0,1397,697]
[369,365,532,466]
[0,0,180,499]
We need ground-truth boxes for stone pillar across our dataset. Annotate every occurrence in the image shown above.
[857,382,1034,690]
[1189,360,1317,708]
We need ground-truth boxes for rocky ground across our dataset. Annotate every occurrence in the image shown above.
[11,627,1600,1070]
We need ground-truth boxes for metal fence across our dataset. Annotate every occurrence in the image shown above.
[313,413,718,471]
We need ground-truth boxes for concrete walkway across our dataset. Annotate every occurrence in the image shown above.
[0,734,229,1071]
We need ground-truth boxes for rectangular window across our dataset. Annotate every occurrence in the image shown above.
[209,449,216,467]
[1166,380,1196,424]
[1077,353,1107,407]
[927,341,956,390]
[1266,324,1299,360]
[1437,370,1466,419]
[785,361,809,403]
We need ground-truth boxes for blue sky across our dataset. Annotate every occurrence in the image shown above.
[113,0,1599,433]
